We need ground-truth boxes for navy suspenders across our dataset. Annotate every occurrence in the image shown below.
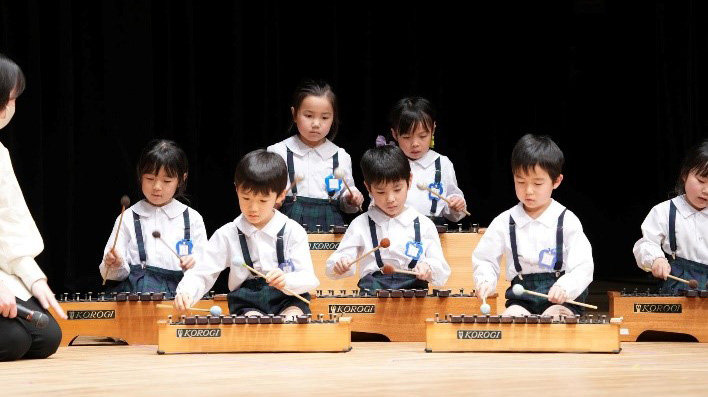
[509,209,567,278]
[237,224,287,272]
[286,147,339,198]
[669,200,677,259]
[429,156,442,215]
[367,216,421,269]
[132,209,191,267]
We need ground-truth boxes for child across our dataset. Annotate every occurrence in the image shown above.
[326,144,451,291]
[175,149,319,318]
[100,139,207,297]
[385,97,467,225]
[633,139,708,294]
[473,134,593,318]
[268,79,364,232]
[0,53,65,361]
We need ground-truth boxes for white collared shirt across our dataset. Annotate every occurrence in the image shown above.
[267,135,360,212]
[633,195,708,269]
[0,143,46,301]
[99,199,207,281]
[407,150,466,222]
[177,210,319,301]
[325,206,451,286]
[472,200,594,300]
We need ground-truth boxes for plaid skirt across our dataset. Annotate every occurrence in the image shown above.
[357,271,428,293]
[104,264,183,298]
[661,257,708,294]
[282,196,344,232]
[504,272,589,315]
[227,278,311,316]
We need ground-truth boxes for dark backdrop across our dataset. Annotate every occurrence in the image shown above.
[0,0,705,294]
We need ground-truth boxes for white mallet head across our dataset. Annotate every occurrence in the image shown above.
[480,303,491,315]
[333,167,345,179]
[512,284,525,296]
[416,182,427,190]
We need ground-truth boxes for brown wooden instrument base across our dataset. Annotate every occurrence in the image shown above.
[53,298,228,346]
[609,290,708,342]
[425,316,622,353]
[310,294,495,341]
[156,317,352,354]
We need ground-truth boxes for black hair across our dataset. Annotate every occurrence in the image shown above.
[360,145,411,187]
[0,53,26,110]
[511,133,564,181]
[389,96,435,137]
[234,149,288,196]
[136,139,189,199]
[676,139,708,195]
[289,79,340,140]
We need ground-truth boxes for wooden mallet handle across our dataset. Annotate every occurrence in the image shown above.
[334,167,362,212]
[241,263,310,305]
[156,304,210,313]
[416,183,471,216]
[152,231,184,264]
[382,264,418,276]
[104,195,131,286]
[347,238,391,268]
[518,287,598,310]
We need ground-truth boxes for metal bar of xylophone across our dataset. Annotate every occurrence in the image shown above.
[157,313,352,354]
[609,289,708,342]
[425,313,622,353]
[51,291,229,346]
[306,288,497,341]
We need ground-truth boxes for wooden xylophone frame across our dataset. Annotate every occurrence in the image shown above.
[156,314,352,354]
[425,313,622,353]
[308,288,497,342]
[52,292,230,346]
[609,289,708,342]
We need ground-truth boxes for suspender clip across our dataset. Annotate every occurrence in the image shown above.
[671,252,676,260]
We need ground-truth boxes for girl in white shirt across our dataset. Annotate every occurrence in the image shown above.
[100,139,207,297]
[268,80,364,232]
[633,139,708,293]
[384,97,467,225]
[0,53,65,361]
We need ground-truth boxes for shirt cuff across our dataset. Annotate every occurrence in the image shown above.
[11,257,47,292]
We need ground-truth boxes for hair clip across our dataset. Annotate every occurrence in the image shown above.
[375,135,395,147]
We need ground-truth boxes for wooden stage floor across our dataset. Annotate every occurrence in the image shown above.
[3,342,708,396]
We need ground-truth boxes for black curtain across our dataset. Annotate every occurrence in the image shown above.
[0,0,705,294]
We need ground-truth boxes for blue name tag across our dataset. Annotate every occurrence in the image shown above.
[427,182,443,200]
[538,248,556,270]
[278,259,294,273]
[404,241,423,260]
[176,239,193,256]
[325,174,342,194]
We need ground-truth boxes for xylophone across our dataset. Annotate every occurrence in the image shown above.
[307,225,511,312]
[157,313,352,354]
[425,313,622,353]
[609,289,708,342]
[51,292,229,346]
[308,288,497,341]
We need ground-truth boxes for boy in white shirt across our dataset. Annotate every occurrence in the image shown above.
[326,145,451,291]
[473,134,594,318]
[175,150,319,318]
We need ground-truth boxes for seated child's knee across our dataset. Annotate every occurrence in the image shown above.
[280,306,304,320]
[243,310,264,317]
[501,305,531,317]
[541,304,574,320]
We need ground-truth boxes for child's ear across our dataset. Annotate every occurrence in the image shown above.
[277,188,287,203]
[553,174,564,189]
[291,106,296,120]
[390,128,398,142]
[183,173,188,182]
[364,182,371,194]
